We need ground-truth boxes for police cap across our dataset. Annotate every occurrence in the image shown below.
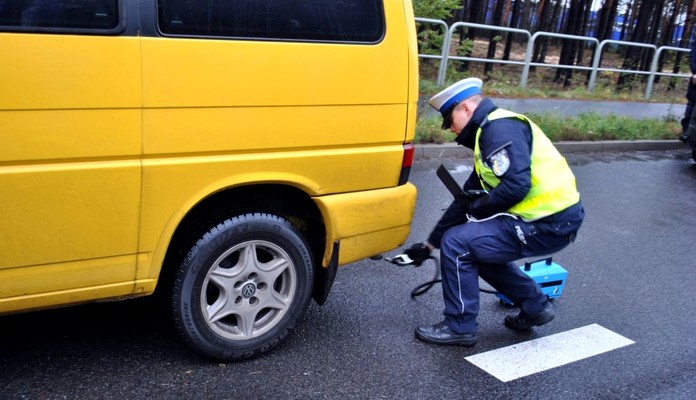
[428,78,483,129]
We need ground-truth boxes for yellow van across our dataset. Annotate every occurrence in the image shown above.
[0,0,418,360]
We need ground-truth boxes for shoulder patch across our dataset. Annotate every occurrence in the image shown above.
[490,148,510,177]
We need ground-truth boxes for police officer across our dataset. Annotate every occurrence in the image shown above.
[405,77,584,347]
[680,26,696,143]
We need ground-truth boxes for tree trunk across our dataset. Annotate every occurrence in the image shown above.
[521,0,537,32]
[503,0,511,25]
[640,0,664,78]
[555,0,584,86]
[617,0,659,91]
[658,0,680,86]
[620,0,634,41]
[484,0,506,75]
[532,0,552,64]
[536,0,548,32]
[503,0,522,60]
[575,0,593,68]
[458,0,477,72]
[588,0,620,85]
[596,0,619,42]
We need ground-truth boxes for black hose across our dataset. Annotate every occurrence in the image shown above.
[409,256,501,298]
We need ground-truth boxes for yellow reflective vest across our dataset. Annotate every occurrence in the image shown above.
[474,109,580,221]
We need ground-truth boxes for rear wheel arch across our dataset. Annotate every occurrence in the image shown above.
[156,184,326,301]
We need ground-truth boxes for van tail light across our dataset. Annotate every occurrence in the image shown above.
[398,143,415,185]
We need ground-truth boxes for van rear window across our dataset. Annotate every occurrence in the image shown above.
[0,1,119,31]
[157,0,385,43]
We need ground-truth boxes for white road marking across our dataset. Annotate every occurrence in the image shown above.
[465,324,635,382]
[453,165,474,174]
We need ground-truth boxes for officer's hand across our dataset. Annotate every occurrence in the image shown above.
[404,243,431,266]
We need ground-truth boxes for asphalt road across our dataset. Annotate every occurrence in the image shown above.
[2,148,696,399]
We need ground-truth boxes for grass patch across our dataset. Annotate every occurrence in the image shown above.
[527,112,681,141]
[415,114,457,143]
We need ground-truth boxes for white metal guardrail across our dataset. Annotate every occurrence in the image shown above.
[645,46,690,98]
[415,18,690,99]
[588,40,656,91]
[522,32,599,88]
[439,22,531,87]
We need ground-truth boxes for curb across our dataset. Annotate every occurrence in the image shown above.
[415,140,687,160]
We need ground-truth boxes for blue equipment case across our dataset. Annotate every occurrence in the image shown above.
[496,258,568,306]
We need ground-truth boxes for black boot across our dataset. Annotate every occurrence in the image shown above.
[415,321,478,347]
[504,307,555,331]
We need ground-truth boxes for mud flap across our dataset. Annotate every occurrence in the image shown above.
[313,241,339,305]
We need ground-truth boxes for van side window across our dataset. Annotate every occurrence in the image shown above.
[157,0,384,43]
[0,0,119,31]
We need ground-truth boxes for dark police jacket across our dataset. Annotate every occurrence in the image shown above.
[427,98,584,248]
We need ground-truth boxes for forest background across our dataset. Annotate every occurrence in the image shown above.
[413,0,694,143]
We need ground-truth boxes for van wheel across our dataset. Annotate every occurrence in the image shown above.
[172,213,314,361]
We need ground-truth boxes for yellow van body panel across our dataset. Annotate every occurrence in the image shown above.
[0,34,140,110]
[403,0,419,144]
[0,256,139,306]
[139,144,409,278]
[0,34,141,312]
[0,0,418,315]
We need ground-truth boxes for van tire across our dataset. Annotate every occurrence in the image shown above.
[172,213,314,361]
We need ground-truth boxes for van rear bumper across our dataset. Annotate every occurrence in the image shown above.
[313,183,417,267]
[311,183,416,304]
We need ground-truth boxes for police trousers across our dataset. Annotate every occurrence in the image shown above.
[439,214,576,334]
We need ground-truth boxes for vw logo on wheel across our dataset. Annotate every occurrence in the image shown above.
[241,283,256,298]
